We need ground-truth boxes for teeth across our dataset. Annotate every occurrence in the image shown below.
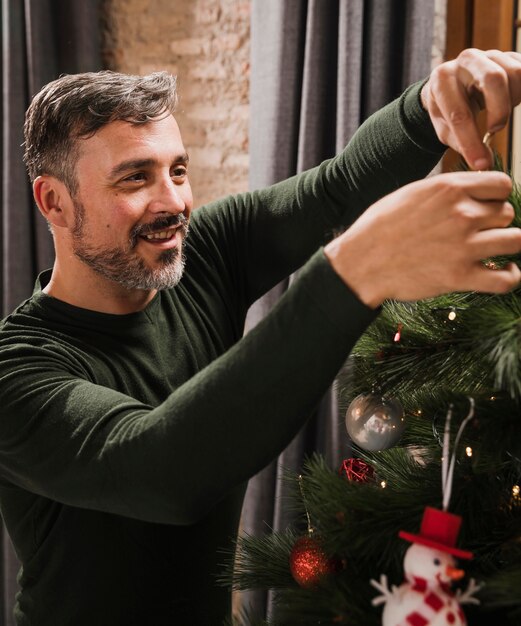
[145,229,174,240]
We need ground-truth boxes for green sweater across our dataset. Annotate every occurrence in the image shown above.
[0,83,444,625]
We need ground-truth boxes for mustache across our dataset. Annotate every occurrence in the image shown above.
[129,214,189,247]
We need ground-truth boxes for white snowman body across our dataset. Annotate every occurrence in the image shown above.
[378,544,467,626]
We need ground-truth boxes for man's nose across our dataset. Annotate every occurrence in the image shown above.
[148,177,186,214]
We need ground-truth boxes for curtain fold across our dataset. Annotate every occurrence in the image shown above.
[0,2,101,623]
[241,0,438,619]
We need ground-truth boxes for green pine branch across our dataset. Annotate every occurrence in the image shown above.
[222,158,521,624]
[219,531,298,592]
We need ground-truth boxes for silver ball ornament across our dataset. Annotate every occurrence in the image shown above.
[345,392,406,451]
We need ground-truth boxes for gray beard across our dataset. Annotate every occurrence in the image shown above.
[73,244,186,290]
[71,203,188,290]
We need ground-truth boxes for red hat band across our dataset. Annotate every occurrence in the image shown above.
[399,507,473,560]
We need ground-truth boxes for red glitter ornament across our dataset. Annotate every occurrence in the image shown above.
[339,457,375,483]
[289,534,336,588]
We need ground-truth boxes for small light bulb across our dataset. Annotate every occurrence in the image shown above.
[513,485,520,498]
[448,310,457,321]
[380,480,387,489]
[465,446,473,457]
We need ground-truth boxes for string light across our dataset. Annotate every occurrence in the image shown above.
[513,485,520,498]
[380,480,387,489]
[465,446,473,457]
[431,306,462,322]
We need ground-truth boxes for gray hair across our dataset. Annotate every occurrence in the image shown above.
[24,70,178,195]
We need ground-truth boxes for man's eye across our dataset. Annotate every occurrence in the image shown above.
[124,172,146,182]
[172,166,187,179]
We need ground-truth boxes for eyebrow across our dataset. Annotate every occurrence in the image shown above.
[108,153,190,179]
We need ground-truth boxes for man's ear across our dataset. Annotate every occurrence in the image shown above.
[33,175,73,229]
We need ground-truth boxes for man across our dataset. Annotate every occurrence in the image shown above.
[0,48,520,624]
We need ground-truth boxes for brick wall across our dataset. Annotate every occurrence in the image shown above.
[101,0,251,208]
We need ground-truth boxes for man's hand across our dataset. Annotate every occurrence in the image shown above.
[421,48,521,170]
[325,171,521,308]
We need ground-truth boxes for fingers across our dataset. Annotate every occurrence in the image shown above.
[459,49,512,134]
[490,50,521,105]
[425,48,521,170]
[407,170,514,234]
[466,261,521,294]
[456,201,515,232]
[437,170,512,200]
[326,170,521,306]
[429,61,489,168]
[437,171,519,255]
[469,226,521,258]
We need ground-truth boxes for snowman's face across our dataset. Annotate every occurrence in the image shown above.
[404,544,457,585]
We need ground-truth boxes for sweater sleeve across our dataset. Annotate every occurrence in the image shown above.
[0,252,377,526]
[191,80,446,304]
[0,81,444,527]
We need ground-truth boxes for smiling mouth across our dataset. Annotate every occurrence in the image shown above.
[131,214,189,248]
[142,227,178,241]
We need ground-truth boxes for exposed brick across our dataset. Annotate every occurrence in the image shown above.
[178,124,208,147]
[190,60,228,81]
[101,0,251,207]
[189,147,224,169]
[170,38,209,57]
[213,33,243,52]
[138,63,179,76]
[195,2,221,25]
[233,104,250,120]
[187,105,231,122]
[224,153,250,170]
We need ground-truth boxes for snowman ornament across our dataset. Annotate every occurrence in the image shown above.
[371,401,482,626]
[371,507,480,626]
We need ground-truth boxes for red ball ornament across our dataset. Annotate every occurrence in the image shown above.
[338,457,375,483]
[289,535,336,588]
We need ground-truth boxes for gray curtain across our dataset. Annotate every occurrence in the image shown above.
[0,2,101,623]
[241,0,438,619]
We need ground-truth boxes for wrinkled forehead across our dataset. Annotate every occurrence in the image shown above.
[75,114,186,176]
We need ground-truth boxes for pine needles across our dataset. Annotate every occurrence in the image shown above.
[221,162,521,624]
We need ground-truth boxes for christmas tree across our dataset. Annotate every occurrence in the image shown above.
[222,173,521,626]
